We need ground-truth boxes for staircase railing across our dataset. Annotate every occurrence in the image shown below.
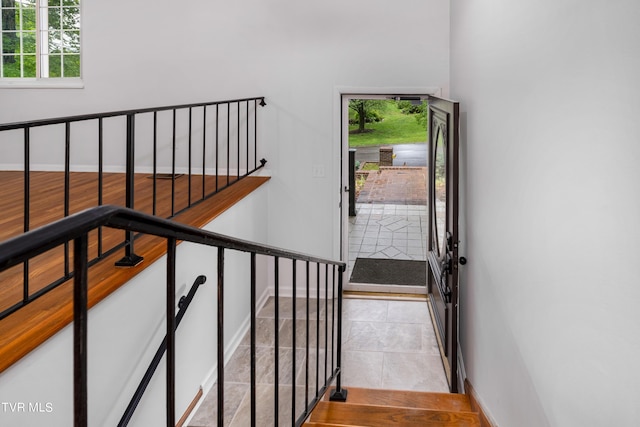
[0,96,267,321]
[118,274,207,427]
[0,205,347,427]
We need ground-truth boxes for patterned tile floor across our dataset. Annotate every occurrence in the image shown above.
[348,203,428,280]
[188,297,447,426]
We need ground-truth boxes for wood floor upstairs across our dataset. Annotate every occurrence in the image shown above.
[0,171,269,373]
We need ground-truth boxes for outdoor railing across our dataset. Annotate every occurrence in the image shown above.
[0,205,347,426]
[0,97,266,320]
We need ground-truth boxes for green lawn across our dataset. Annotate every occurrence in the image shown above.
[348,102,427,147]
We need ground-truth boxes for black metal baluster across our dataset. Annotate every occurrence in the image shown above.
[215,104,219,193]
[64,122,71,276]
[226,103,230,186]
[291,259,297,426]
[217,248,225,427]
[115,114,143,266]
[315,263,320,397]
[97,118,104,257]
[202,106,207,200]
[188,107,193,207]
[330,265,347,401]
[237,101,240,180]
[254,100,257,170]
[274,256,280,427]
[304,261,310,410]
[171,109,176,217]
[250,253,257,427]
[166,238,177,427]
[324,264,329,385]
[23,127,30,303]
[246,101,249,177]
[331,265,336,373]
[152,112,158,216]
[73,234,88,427]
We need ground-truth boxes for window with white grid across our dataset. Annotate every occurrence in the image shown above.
[1,0,80,79]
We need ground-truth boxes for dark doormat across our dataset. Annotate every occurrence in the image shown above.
[350,258,426,286]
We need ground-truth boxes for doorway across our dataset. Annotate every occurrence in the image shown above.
[341,94,430,294]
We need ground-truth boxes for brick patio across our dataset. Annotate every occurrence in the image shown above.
[357,167,427,205]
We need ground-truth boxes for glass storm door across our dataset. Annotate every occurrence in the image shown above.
[427,96,460,393]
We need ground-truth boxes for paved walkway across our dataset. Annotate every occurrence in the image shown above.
[357,167,427,205]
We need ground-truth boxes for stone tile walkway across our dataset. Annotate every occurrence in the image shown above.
[348,203,427,279]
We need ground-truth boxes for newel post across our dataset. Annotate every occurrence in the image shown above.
[329,264,348,402]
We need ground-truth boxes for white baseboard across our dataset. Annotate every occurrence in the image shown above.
[457,344,467,393]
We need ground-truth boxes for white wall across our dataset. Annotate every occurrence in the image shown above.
[451,1,640,426]
[0,0,450,261]
[0,0,450,420]
[0,186,269,426]
[259,0,450,258]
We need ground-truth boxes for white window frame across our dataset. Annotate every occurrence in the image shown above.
[0,0,82,88]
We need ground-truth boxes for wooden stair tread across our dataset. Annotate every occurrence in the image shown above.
[322,387,472,412]
[305,423,367,427]
[310,401,481,427]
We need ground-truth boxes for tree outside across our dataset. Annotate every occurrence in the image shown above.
[348,99,388,133]
[348,99,428,147]
[1,0,80,78]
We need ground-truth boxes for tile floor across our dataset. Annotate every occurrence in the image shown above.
[348,203,428,279]
[188,296,331,427]
[341,297,448,393]
[188,296,447,426]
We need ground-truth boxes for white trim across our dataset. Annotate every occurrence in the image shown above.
[344,282,427,295]
[333,85,441,293]
[0,78,84,89]
[334,86,442,98]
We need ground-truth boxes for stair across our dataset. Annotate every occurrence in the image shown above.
[305,387,481,427]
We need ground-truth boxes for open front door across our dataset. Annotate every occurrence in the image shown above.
[427,96,460,393]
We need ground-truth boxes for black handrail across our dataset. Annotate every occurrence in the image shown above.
[0,97,267,131]
[0,206,344,271]
[0,96,267,319]
[0,205,347,426]
[118,275,207,427]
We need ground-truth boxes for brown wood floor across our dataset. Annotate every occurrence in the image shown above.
[306,387,481,426]
[0,171,238,314]
[0,171,269,373]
